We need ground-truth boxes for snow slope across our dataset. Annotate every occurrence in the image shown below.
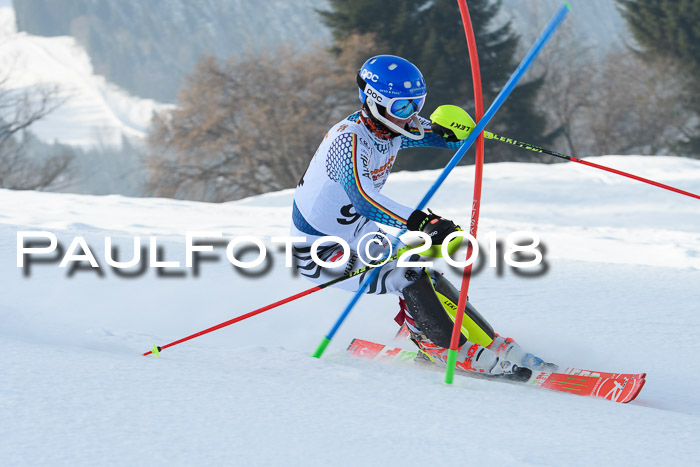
[0,1,166,147]
[1,156,700,466]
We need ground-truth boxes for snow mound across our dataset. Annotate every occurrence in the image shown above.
[2,156,700,465]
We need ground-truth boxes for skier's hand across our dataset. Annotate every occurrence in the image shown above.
[407,209,460,245]
[429,105,476,142]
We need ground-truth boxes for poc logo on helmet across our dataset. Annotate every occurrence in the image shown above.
[360,69,379,83]
[364,87,384,103]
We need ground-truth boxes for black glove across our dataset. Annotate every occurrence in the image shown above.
[407,209,460,245]
[430,122,461,143]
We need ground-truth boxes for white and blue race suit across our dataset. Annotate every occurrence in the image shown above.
[290,109,464,296]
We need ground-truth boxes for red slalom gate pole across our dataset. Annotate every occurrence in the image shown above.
[143,245,416,356]
[143,285,322,356]
[445,0,486,384]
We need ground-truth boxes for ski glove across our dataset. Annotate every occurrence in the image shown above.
[429,105,476,142]
[407,209,460,245]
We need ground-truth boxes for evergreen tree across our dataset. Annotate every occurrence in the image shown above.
[617,0,700,155]
[318,0,552,169]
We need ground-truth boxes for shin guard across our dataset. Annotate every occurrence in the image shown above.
[402,269,495,348]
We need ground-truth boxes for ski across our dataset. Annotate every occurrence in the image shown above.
[392,324,647,381]
[347,338,646,404]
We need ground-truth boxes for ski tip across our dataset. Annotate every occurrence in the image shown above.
[564,2,572,11]
[623,377,646,403]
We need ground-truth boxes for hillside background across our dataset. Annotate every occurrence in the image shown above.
[10,0,624,104]
[1,0,697,200]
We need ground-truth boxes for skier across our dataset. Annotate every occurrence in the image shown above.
[291,54,555,377]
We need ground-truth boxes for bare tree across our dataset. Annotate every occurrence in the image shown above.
[0,67,73,190]
[146,35,377,202]
[529,23,597,157]
[521,3,692,159]
[585,49,693,156]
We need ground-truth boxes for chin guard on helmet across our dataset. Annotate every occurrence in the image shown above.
[402,269,495,348]
[365,98,425,140]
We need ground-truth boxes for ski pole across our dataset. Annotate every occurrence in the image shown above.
[312,2,570,359]
[143,244,416,356]
[483,131,700,201]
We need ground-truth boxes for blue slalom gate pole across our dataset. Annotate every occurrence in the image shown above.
[312,3,571,358]
[416,3,570,210]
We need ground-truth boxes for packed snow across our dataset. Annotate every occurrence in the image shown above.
[1,155,700,466]
[0,1,167,147]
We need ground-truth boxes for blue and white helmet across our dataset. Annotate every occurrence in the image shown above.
[357,55,427,140]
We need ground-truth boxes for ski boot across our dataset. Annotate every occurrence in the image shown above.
[408,329,530,380]
[488,334,559,373]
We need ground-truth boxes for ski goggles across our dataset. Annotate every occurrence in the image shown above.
[358,75,426,119]
[386,95,426,119]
